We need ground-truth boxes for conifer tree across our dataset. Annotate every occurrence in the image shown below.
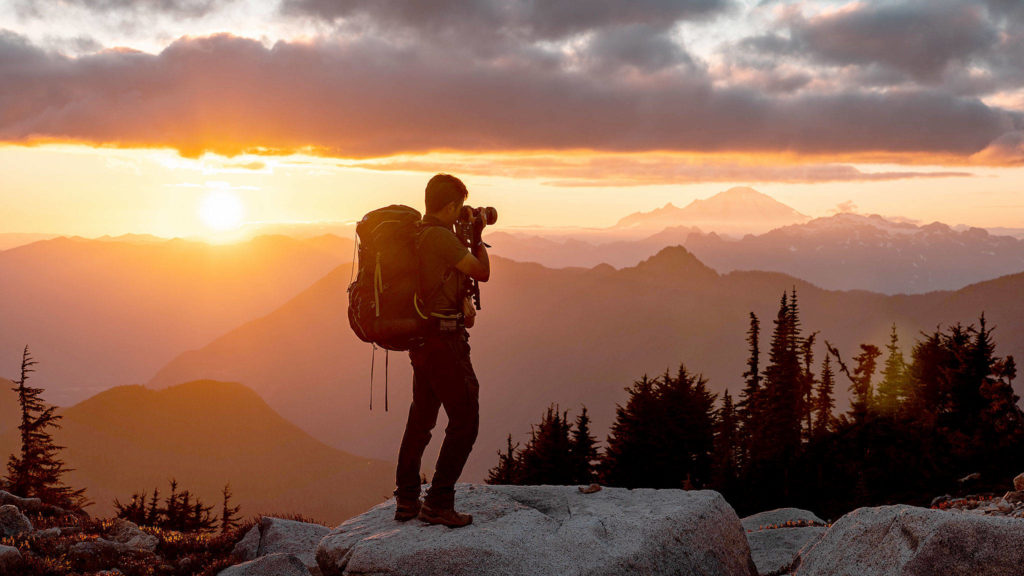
[601,375,658,487]
[486,435,522,484]
[712,390,740,492]
[569,407,598,484]
[220,483,241,534]
[812,355,835,439]
[147,488,161,525]
[801,332,819,442]
[517,405,575,485]
[849,344,881,424]
[737,312,761,460]
[876,324,908,416]
[4,346,89,511]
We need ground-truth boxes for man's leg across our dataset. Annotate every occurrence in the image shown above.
[395,354,442,504]
[424,337,480,510]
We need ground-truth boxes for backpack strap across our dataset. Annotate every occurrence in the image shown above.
[414,222,460,320]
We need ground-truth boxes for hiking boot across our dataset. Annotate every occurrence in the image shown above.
[418,503,473,527]
[394,498,421,522]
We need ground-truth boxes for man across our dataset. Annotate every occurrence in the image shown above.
[394,173,490,527]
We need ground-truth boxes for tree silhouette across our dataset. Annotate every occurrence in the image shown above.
[115,478,219,532]
[876,324,908,417]
[220,484,241,534]
[569,407,598,484]
[486,434,522,485]
[4,346,89,511]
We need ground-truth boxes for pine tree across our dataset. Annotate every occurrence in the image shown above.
[569,407,598,484]
[812,355,835,439]
[737,312,761,468]
[517,405,575,485]
[486,434,522,485]
[220,484,241,534]
[147,488,162,525]
[801,332,819,442]
[113,491,149,525]
[876,324,908,416]
[4,346,89,511]
[849,344,881,424]
[601,374,661,488]
[712,390,740,492]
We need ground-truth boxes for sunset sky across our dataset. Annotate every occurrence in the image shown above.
[1,0,1023,238]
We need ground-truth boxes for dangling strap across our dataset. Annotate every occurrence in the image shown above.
[385,350,390,412]
[369,344,377,411]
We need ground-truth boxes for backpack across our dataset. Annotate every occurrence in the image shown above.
[347,205,425,352]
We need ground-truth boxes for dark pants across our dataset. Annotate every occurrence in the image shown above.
[395,332,480,509]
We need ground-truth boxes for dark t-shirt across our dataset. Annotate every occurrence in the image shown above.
[417,215,469,316]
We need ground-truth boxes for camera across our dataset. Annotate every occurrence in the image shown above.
[458,206,498,226]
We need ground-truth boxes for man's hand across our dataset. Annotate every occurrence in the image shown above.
[463,296,477,328]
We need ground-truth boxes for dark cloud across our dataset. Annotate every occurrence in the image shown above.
[14,0,226,18]
[582,24,694,73]
[281,0,732,40]
[787,1,998,82]
[0,31,1020,162]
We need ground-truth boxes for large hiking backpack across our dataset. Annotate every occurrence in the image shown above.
[347,205,425,352]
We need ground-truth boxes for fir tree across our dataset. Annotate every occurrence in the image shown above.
[737,312,761,467]
[486,434,522,485]
[849,344,881,424]
[876,324,908,416]
[4,346,89,511]
[569,407,598,484]
[711,390,740,493]
[812,355,835,439]
[601,375,659,488]
[517,405,575,485]
[220,483,241,534]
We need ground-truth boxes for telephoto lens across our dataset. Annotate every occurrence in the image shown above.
[480,207,498,226]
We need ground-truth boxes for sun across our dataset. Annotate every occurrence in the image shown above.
[199,191,245,231]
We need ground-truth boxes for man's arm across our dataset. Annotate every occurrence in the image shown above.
[456,243,490,282]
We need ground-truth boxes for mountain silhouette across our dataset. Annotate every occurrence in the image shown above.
[0,380,392,524]
[146,248,1024,483]
[0,234,351,405]
[615,187,809,234]
[490,213,1024,294]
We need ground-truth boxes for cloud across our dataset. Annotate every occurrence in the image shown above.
[280,0,732,40]
[336,153,973,186]
[970,130,1024,165]
[0,31,1021,163]
[14,0,228,19]
[788,1,998,82]
[831,200,858,214]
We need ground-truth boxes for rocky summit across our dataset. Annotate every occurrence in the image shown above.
[794,505,1024,576]
[315,483,756,576]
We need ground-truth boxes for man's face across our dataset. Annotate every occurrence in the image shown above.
[440,198,464,227]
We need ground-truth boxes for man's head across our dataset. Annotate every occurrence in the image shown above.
[425,173,468,226]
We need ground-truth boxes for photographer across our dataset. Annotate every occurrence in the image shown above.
[394,173,490,527]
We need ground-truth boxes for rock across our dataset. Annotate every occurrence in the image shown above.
[233,524,261,561]
[106,518,158,552]
[37,527,62,538]
[219,553,312,576]
[317,483,756,576]
[795,504,1024,575]
[1015,472,1024,492]
[231,517,329,575]
[69,539,155,571]
[741,508,826,532]
[0,544,24,573]
[1005,491,1024,504]
[742,509,826,576]
[0,491,43,513]
[747,526,825,576]
[257,517,330,575]
[0,504,33,538]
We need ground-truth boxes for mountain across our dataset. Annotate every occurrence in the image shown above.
[614,187,809,235]
[0,233,61,252]
[0,380,393,525]
[489,213,1024,294]
[147,248,1024,484]
[0,234,352,405]
[685,214,1024,294]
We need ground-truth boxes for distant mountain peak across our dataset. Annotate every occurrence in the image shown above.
[632,245,718,280]
[615,187,808,234]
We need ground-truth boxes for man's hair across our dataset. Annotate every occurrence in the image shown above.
[425,173,468,213]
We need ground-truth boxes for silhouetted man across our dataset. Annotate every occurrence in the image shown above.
[394,173,490,527]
